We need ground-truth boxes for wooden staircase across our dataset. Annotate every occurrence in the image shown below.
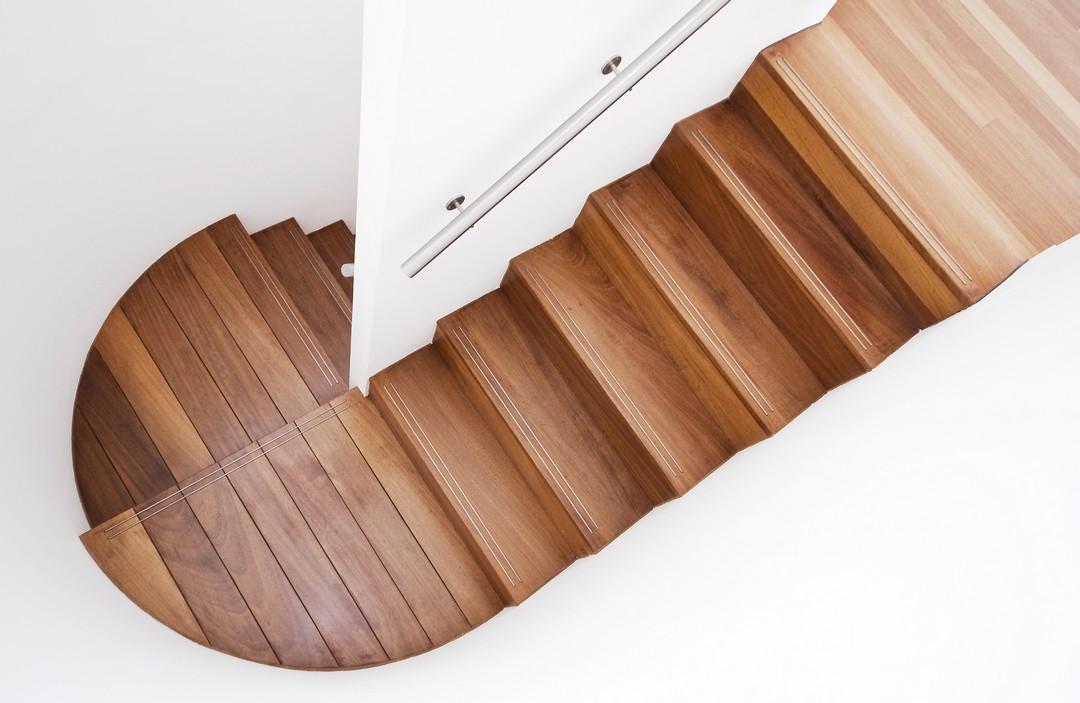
[74,0,1080,670]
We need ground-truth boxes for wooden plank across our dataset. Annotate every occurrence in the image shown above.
[266,422,431,659]
[436,291,653,554]
[981,0,1080,101]
[336,391,502,628]
[75,347,175,502]
[176,228,323,420]
[505,233,733,499]
[203,216,346,406]
[577,167,825,439]
[308,221,354,298]
[91,300,337,668]
[252,219,352,380]
[301,406,470,647]
[372,347,576,605]
[119,273,257,458]
[761,26,1035,299]
[72,407,135,527]
[143,249,285,442]
[832,0,1080,250]
[655,106,918,387]
[93,307,215,482]
[81,510,208,646]
[137,488,279,665]
[734,60,963,325]
[181,471,338,669]
[224,451,387,668]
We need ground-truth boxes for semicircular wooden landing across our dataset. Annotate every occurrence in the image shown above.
[73,216,505,669]
[75,0,1080,671]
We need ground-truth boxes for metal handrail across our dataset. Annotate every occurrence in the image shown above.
[401,0,734,277]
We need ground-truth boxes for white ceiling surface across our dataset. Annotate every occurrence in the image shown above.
[4,227,1080,699]
[352,0,838,386]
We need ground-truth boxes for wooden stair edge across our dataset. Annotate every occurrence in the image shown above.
[80,510,209,648]
[738,54,969,320]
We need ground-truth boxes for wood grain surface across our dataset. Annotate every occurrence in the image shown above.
[75,0,1079,671]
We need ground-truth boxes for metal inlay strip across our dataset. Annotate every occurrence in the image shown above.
[774,57,973,286]
[289,227,352,323]
[229,227,339,387]
[453,326,598,534]
[692,130,874,351]
[383,382,521,584]
[606,199,774,417]
[105,400,351,539]
[525,265,684,479]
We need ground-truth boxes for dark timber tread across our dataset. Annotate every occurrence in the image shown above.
[252,219,353,381]
[308,220,355,299]
[75,0,1080,671]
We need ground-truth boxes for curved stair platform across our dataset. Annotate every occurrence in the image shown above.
[75,0,1080,670]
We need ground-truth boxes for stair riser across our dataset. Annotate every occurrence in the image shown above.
[654,127,869,389]
[738,57,965,322]
[575,196,769,447]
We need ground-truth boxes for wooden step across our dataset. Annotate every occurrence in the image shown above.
[335,390,502,631]
[828,0,1080,250]
[203,216,347,406]
[654,102,918,388]
[371,347,576,605]
[739,26,1036,312]
[86,305,340,667]
[309,221,355,298]
[435,291,653,554]
[252,219,353,380]
[504,232,734,502]
[576,167,825,443]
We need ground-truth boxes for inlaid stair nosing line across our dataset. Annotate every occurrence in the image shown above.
[288,226,353,323]
[524,265,685,479]
[228,226,340,387]
[452,326,599,535]
[382,382,522,586]
[103,399,352,539]
[333,225,353,251]
[773,56,974,287]
[605,199,776,418]
[691,129,875,352]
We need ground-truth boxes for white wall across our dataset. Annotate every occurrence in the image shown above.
[352,0,837,387]
[0,0,363,382]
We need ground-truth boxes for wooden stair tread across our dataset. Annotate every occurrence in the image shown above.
[308,221,355,298]
[336,391,502,630]
[577,166,825,439]
[203,216,346,407]
[436,291,653,553]
[75,347,174,509]
[137,489,279,664]
[252,219,353,380]
[291,404,455,653]
[757,25,1035,299]
[506,232,734,499]
[81,510,209,648]
[72,408,135,528]
[829,0,1080,252]
[656,102,917,386]
[372,346,576,604]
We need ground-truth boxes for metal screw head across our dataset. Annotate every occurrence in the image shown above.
[446,195,466,212]
[602,55,622,75]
